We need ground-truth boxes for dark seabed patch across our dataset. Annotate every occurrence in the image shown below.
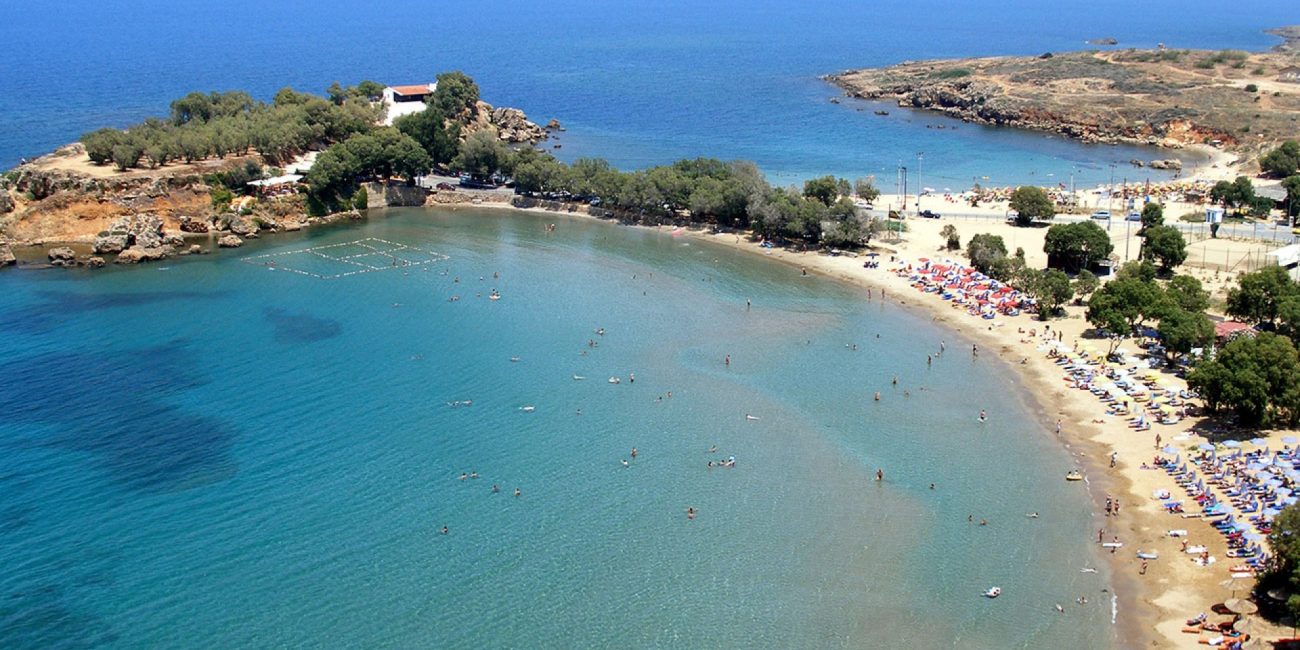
[0,583,117,650]
[0,290,222,335]
[0,342,237,492]
[263,307,342,343]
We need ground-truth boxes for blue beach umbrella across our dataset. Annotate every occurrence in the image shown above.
[1162,446,1178,454]
[1284,437,1298,445]
[1251,438,1268,447]
[1198,443,1215,452]
[1224,440,1243,449]
[1248,462,1268,471]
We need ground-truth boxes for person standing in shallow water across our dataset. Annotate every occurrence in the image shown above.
[876,468,884,481]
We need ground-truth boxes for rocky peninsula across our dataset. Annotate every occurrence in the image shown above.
[826,26,1300,158]
[0,81,550,269]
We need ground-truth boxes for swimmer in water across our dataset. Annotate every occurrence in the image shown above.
[514,488,521,497]
[876,468,884,481]
[492,484,500,493]
[621,459,629,468]
[874,391,881,401]
[708,445,717,454]
[441,525,449,535]
[687,507,696,520]
[979,409,987,422]
[630,447,638,459]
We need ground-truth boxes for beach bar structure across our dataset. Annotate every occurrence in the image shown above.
[247,174,303,196]
[382,83,437,125]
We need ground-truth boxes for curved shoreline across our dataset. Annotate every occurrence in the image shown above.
[449,201,1160,647]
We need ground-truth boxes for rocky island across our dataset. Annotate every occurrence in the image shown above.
[826,26,1300,159]
[0,72,550,268]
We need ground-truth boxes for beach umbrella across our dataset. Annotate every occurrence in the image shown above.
[1224,440,1243,449]
[1285,437,1298,445]
[1162,446,1178,454]
[1251,438,1268,447]
[1224,599,1259,615]
[1248,462,1267,470]
[1198,443,1216,452]
[1234,616,1264,635]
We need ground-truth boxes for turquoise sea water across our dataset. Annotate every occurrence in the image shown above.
[0,0,1294,185]
[0,208,1112,647]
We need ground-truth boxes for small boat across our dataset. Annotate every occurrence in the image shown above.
[520,405,536,412]
[983,587,1001,598]
[608,377,621,384]
[745,415,760,421]
[510,356,521,362]
[1065,470,1084,481]
[489,294,501,301]
[573,375,586,381]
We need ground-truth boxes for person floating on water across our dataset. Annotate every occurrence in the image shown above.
[687,507,696,520]
[979,410,987,423]
[621,459,629,468]
[441,525,449,535]
[514,488,522,497]
[492,484,500,493]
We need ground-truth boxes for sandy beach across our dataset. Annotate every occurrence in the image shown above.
[461,188,1297,648]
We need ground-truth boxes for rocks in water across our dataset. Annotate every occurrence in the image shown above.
[1087,37,1119,46]
[545,118,564,131]
[114,246,167,264]
[84,256,106,268]
[93,233,128,254]
[96,213,167,254]
[163,234,186,248]
[218,235,243,248]
[228,215,258,237]
[1149,159,1183,170]
[47,247,77,266]
[189,244,203,255]
[178,216,210,233]
[0,244,15,266]
[1130,159,1145,167]
[488,106,547,143]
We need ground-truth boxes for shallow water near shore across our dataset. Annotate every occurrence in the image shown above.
[0,207,1113,647]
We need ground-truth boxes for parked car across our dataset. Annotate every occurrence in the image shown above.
[1125,212,1141,222]
[919,209,941,219]
[1090,210,1112,220]
[436,182,456,191]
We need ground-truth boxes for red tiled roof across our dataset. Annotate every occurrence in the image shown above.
[389,84,432,96]
[1214,321,1254,338]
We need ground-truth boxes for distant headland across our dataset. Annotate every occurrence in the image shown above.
[825,25,1300,158]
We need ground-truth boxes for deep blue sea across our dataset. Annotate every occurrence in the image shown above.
[0,2,1295,647]
[0,0,1293,186]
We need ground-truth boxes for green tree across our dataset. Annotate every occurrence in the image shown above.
[1282,175,1300,220]
[452,128,510,179]
[1026,268,1073,320]
[1187,333,1300,426]
[1008,185,1055,226]
[431,71,480,119]
[326,81,348,106]
[1086,275,1166,349]
[1265,504,1300,619]
[1260,140,1300,178]
[802,176,842,206]
[1139,225,1187,273]
[1043,221,1113,273]
[1139,202,1164,236]
[1073,269,1100,302]
[1226,265,1300,328]
[1157,307,1214,366]
[853,177,880,204]
[394,107,460,167]
[966,233,1008,275]
[354,80,385,99]
[1210,176,1256,212]
[1164,274,1210,314]
[82,128,123,165]
[939,224,959,250]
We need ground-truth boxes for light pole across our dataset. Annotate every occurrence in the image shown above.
[916,152,924,216]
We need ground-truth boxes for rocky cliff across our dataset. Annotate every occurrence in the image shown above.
[826,38,1300,153]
